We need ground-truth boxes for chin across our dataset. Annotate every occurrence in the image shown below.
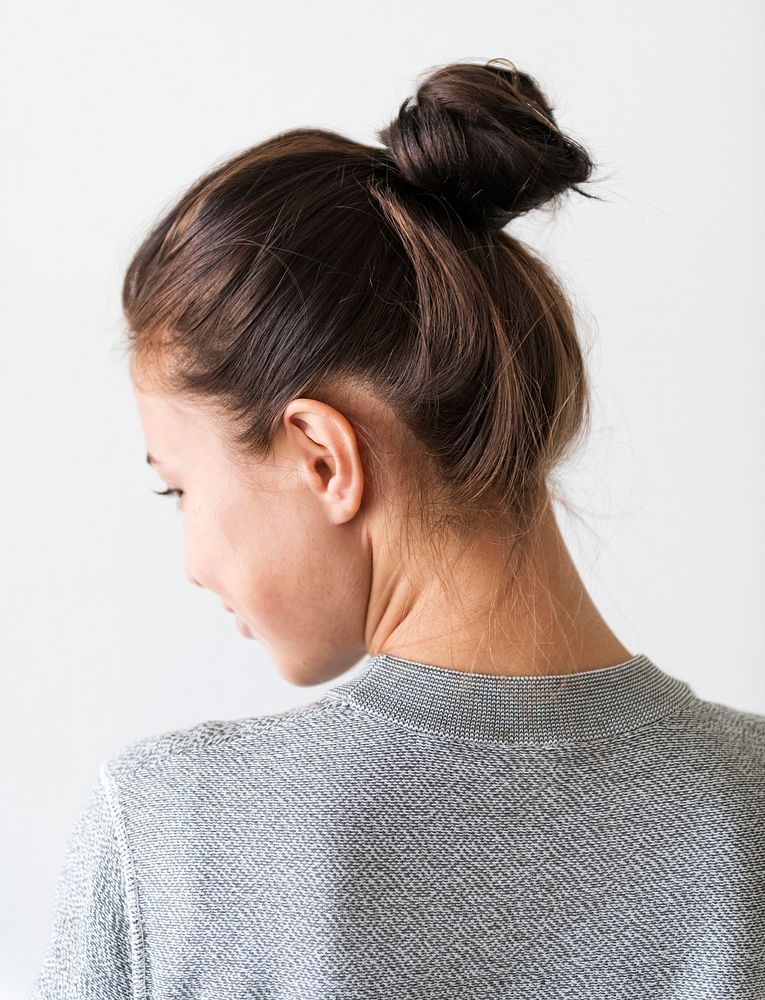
[274,648,365,688]
[272,660,321,687]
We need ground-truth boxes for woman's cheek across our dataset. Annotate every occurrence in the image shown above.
[240,560,291,631]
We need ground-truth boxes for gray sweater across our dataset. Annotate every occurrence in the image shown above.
[30,651,765,999]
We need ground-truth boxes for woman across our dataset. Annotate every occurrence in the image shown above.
[32,58,765,998]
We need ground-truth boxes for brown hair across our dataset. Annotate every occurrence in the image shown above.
[122,57,602,586]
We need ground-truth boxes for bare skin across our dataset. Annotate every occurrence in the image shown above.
[133,376,632,687]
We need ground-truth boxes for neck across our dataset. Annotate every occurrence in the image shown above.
[366,494,632,677]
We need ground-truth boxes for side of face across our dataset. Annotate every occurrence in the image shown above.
[133,386,374,686]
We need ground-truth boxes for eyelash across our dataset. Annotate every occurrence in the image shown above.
[153,487,184,508]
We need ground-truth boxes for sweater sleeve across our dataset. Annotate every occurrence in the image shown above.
[30,763,138,1000]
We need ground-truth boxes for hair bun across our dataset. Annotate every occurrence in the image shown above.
[377,58,596,231]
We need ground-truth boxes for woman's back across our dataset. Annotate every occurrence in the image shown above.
[32,651,765,999]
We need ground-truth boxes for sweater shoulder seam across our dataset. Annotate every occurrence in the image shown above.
[99,759,148,1000]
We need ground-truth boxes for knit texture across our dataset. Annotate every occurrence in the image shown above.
[30,651,765,999]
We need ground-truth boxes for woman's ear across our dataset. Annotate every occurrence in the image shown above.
[282,398,365,524]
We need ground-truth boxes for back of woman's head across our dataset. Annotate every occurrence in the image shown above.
[123,57,599,566]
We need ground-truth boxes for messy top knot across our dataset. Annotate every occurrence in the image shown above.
[123,57,602,588]
[378,59,597,230]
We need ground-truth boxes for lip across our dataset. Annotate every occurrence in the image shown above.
[235,614,255,639]
[222,601,255,639]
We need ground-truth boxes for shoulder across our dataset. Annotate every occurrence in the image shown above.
[681,696,765,754]
[100,695,346,785]
[666,695,765,792]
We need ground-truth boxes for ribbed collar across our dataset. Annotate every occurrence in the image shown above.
[323,651,694,745]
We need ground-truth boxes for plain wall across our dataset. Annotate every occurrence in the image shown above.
[2,0,763,996]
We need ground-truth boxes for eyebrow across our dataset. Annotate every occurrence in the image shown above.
[146,452,161,467]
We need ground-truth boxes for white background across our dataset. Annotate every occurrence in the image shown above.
[1,1,763,996]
